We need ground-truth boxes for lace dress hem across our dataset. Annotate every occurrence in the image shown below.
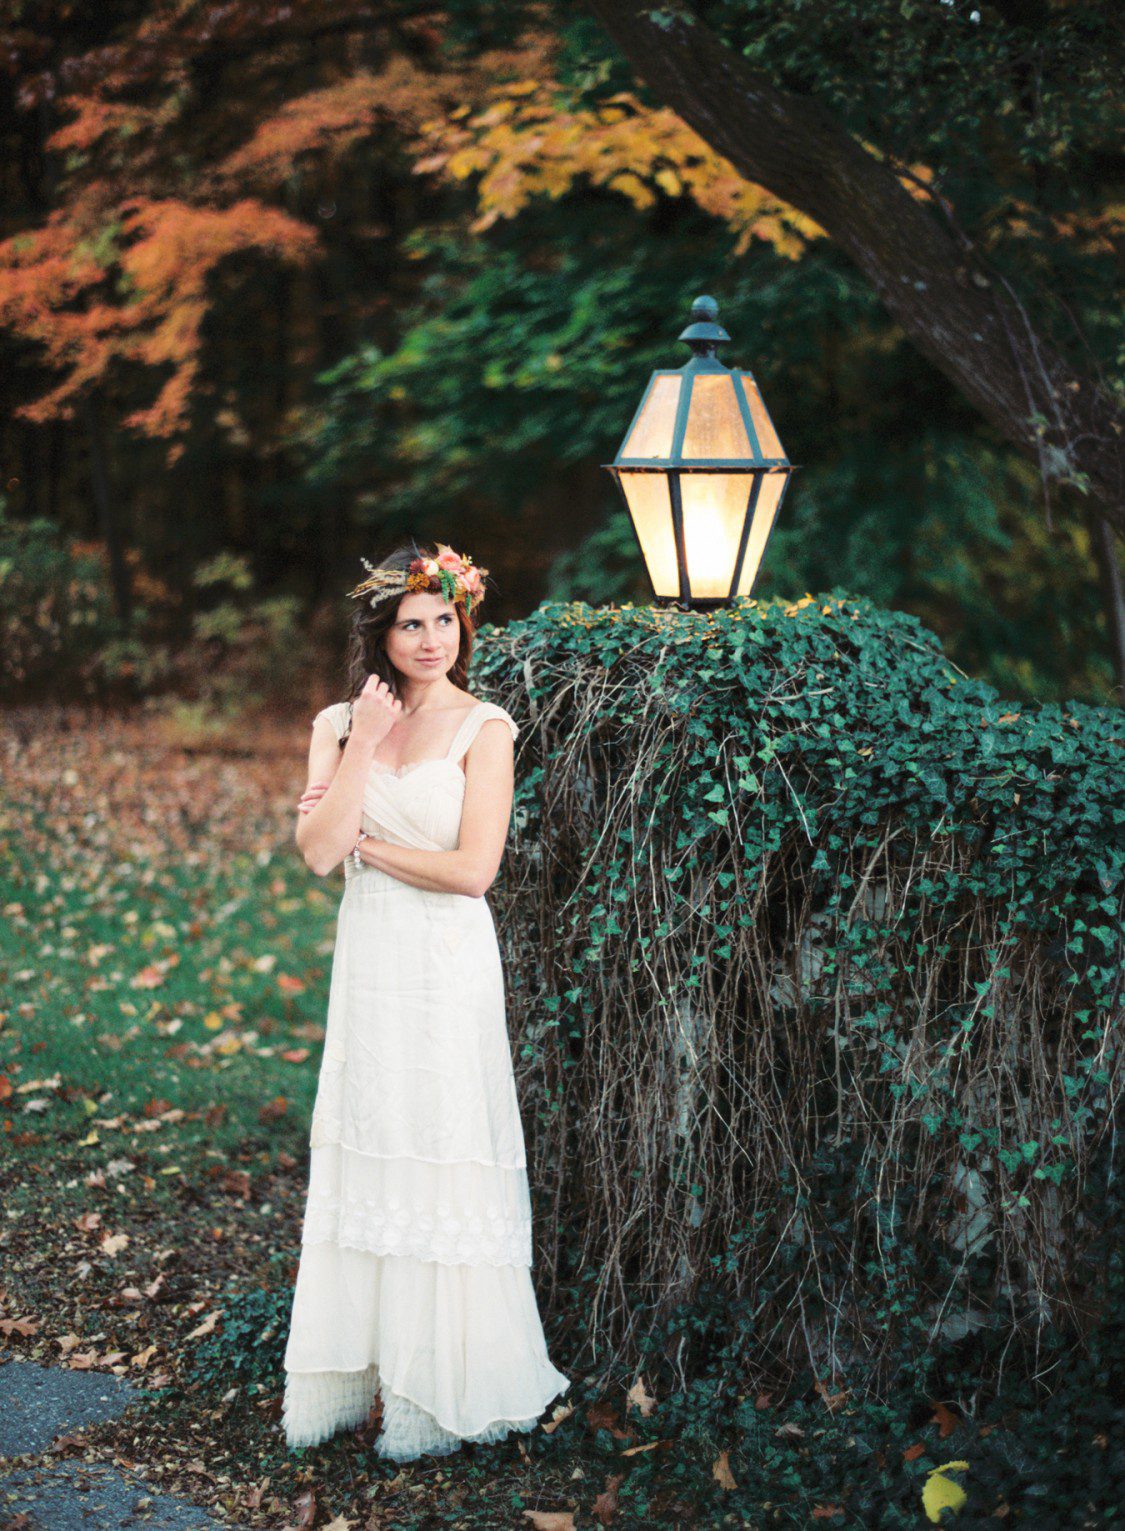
[283,1362,567,1458]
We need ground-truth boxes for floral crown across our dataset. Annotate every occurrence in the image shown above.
[345,544,488,617]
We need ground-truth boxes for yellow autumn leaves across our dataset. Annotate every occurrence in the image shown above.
[413,81,823,259]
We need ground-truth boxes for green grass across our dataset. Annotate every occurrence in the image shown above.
[3,853,332,1138]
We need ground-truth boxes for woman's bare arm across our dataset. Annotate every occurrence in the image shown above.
[296,678,402,876]
[295,718,377,877]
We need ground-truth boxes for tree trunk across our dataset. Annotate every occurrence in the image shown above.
[83,393,132,627]
[668,994,707,1307]
[1087,510,1125,699]
[583,1,1124,531]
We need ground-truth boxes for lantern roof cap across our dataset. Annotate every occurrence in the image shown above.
[678,294,730,352]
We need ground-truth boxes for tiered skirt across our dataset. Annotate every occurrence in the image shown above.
[282,864,569,1458]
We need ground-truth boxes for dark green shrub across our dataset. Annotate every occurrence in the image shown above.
[0,500,122,697]
[156,551,314,727]
[467,594,1123,1407]
[186,1281,292,1390]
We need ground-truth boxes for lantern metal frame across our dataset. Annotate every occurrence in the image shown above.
[603,295,798,609]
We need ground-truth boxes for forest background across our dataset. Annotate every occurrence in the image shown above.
[0,0,1121,712]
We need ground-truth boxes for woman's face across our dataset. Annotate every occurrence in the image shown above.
[383,591,461,682]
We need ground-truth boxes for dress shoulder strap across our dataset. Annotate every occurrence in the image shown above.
[444,701,519,765]
[312,701,352,741]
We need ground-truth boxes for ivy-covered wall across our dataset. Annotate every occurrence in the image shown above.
[472,595,1123,1398]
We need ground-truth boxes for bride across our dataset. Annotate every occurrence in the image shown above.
[281,540,570,1460]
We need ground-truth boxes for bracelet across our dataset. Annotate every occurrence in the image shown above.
[352,831,369,869]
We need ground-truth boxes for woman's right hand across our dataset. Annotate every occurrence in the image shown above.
[348,673,403,748]
[297,781,330,814]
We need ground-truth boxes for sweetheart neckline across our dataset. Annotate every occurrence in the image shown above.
[361,700,494,782]
[369,758,466,783]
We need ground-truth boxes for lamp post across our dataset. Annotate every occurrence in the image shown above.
[604,295,796,610]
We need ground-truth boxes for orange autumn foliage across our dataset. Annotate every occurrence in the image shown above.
[0,30,545,453]
[1,18,830,449]
[0,184,318,451]
[46,98,161,155]
[216,56,464,187]
[213,33,553,190]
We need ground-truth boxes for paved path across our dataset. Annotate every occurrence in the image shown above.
[0,1359,227,1529]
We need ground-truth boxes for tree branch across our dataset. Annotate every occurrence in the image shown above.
[583,0,1124,529]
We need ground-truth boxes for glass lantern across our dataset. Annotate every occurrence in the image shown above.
[604,295,795,608]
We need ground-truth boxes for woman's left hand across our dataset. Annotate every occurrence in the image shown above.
[355,834,384,865]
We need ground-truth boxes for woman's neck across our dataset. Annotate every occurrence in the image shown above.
[396,679,462,715]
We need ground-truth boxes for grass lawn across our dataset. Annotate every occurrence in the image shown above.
[1,706,1118,1529]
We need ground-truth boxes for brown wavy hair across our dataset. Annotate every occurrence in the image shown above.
[336,540,484,745]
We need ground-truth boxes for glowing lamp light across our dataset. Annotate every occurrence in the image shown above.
[604,295,796,608]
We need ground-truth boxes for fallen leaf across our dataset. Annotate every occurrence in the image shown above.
[65,1350,100,1369]
[591,1472,623,1525]
[620,1438,673,1456]
[220,1169,251,1199]
[541,1400,574,1433]
[186,1308,223,1339]
[131,966,166,989]
[586,1400,631,1440]
[0,1315,39,1338]
[922,1461,970,1523]
[626,1374,656,1417]
[814,1377,849,1411]
[713,1450,737,1490]
[290,1487,317,1528]
[931,1402,960,1438]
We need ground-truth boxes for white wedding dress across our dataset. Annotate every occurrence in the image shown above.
[282,700,570,1459]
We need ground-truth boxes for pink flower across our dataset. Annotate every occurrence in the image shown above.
[435,545,464,573]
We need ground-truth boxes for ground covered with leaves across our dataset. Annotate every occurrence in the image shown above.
[0,706,1119,1529]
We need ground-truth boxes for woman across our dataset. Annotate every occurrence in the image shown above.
[281,541,570,1460]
